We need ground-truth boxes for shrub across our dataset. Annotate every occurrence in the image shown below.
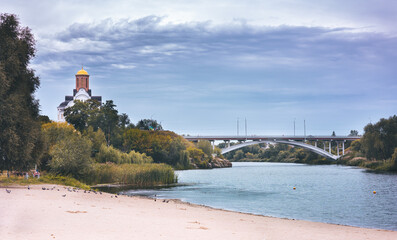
[96,144,153,164]
[48,135,93,179]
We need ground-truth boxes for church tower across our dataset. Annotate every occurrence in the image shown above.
[57,67,102,122]
[76,67,89,91]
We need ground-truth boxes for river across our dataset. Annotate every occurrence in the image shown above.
[123,162,397,230]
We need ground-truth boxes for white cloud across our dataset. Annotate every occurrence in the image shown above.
[111,64,136,69]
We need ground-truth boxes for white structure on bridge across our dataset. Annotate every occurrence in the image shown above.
[184,135,361,160]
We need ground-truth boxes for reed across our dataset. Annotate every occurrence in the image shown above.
[87,163,177,187]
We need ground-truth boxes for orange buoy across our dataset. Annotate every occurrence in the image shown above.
[293,187,296,190]
[373,191,376,194]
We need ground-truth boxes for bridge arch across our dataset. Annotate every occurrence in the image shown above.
[221,140,339,160]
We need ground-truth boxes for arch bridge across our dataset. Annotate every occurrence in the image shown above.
[184,135,361,160]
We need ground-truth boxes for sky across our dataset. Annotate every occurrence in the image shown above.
[2,0,396,136]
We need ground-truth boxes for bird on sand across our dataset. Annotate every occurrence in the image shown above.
[42,187,46,190]
[27,186,30,190]
[6,189,11,193]
[62,194,66,197]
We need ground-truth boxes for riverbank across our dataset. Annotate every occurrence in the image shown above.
[1,184,396,240]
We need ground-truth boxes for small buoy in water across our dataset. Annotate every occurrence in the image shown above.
[293,187,296,190]
[373,191,376,194]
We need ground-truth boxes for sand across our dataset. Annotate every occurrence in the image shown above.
[1,184,396,240]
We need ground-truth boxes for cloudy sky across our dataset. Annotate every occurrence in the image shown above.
[2,0,396,135]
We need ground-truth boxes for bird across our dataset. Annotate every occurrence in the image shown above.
[111,196,113,198]
[163,200,166,203]
[27,186,30,190]
[84,190,86,193]
[154,198,157,202]
[115,195,118,198]
[62,194,66,197]
[42,187,46,190]
[6,189,11,194]
[99,192,102,195]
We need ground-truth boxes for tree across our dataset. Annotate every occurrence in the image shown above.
[233,150,245,161]
[118,113,133,129]
[48,135,93,179]
[136,119,163,131]
[361,116,397,160]
[349,130,359,136]
[197,140,213,156]
[0,14,43,172]
[64,99,119,146]
[41,122,81,170]
[83,126,106,157]
[64,99,99,132]
[97,100,119,146]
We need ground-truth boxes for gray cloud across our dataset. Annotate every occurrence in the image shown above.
[31,16,397,134]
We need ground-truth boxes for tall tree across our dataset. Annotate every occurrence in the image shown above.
[136,119,163,131]
[0,14,43,172]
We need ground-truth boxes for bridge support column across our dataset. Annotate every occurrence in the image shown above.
[324,142,326,151]
[337,141,340,157]
[314,141,317,148]
[342,141,345,155]
[329,141,332,153]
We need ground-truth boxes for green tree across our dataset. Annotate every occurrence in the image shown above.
[136,119,163,131]
[197,140,213,156]
[48,134,93,179]
[96,100,119,145]
[119,113,134,129]
[0,14,43,172]
[349,130,359,136]
[361,116,397,160]
[233,150,245,161]
[83,126,106,157]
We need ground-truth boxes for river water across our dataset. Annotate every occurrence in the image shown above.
[123,162,397,230]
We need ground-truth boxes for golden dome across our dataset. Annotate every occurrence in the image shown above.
[76,67,89,75]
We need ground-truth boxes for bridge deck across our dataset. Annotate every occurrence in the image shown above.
[184,135,360,141]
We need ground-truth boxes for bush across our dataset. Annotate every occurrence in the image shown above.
[48,135,93,180]
[96,144,153,164]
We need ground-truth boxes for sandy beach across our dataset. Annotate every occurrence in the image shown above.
[1,184,396,240]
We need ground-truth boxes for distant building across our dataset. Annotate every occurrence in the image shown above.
[57,67,102,122]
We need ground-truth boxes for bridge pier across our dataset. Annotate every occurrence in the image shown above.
[329,141,331,154]
[343,141,345,155]
[337,141,340,157]
[209,140,215,150]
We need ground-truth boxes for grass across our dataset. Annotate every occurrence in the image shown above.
[0,173,91,190]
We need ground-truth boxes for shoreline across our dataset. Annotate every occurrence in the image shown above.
[1,184,396,240]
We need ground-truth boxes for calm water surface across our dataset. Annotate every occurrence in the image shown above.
[123,162,397,230]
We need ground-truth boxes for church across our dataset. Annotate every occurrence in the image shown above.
[57,67,102,122]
